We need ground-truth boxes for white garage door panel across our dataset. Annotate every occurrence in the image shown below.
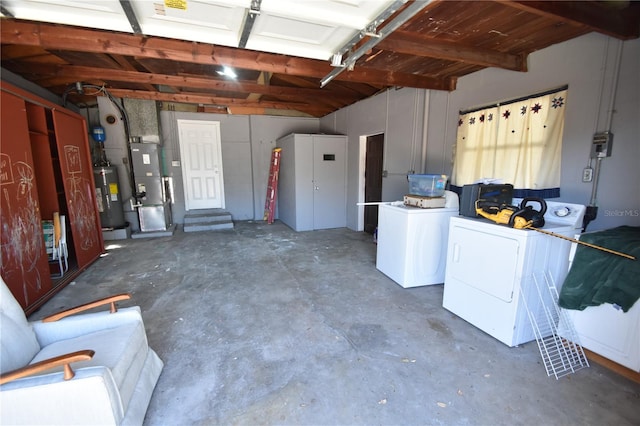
[5,0,399,61]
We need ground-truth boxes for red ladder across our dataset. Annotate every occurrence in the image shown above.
[263,147,282,224]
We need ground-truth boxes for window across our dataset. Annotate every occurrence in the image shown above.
[452,87,567,198]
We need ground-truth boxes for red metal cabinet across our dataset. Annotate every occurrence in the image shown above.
[0,90,53,308]
[1,81,104,313]
[52,110,103,269]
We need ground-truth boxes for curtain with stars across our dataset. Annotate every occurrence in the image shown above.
[452,88,567,198]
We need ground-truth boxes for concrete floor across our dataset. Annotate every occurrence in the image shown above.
[30,221,639,425]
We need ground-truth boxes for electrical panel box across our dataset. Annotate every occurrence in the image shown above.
[590,132,613,158]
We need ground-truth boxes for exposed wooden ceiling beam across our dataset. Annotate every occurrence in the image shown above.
[5,63,360,105]
[502,0,640,40]
[1,19,455,91]
[105,88,331,116]
[108,54,155,92]
[378,30,527,72]
[246,71,270,101]
[266,73,378,109]
[340,68,454,90]
[270,73,384,97]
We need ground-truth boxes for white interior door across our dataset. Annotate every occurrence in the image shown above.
[177,120,225,210]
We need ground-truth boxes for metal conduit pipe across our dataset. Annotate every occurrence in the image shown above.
[583,38,624,231]
[320,0,433,87]
[331,0,407,60]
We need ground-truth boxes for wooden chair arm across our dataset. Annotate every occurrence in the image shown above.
[0,350,95,385]
[42,293,132,323]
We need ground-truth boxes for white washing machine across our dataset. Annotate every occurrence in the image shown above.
[561,237,640,372]
[442,201,585,347]
[376,191,459,288]
[564,296,640,372]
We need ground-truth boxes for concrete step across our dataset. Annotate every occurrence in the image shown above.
[184,209,232,224]
[183,220,234,233]
[183,209,234,232]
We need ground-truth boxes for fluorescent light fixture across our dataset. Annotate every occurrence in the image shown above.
[217,66,237,79]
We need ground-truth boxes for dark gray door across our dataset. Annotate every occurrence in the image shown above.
[364,133,384,234]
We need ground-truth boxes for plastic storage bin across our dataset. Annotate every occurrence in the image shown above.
[408,174,447,197]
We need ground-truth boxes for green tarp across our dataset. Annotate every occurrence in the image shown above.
[558,226,640,313]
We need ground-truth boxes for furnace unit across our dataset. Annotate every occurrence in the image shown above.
[130,142,172,232]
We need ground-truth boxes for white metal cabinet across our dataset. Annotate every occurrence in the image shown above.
[277,133,347,231]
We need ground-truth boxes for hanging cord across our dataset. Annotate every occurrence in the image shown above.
[420,89,430,174]
[62,82,138,204]
[444,92,452,184]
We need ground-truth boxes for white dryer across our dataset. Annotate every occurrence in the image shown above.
[442,201,585,347]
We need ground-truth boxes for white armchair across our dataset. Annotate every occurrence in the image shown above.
[0,277,163,425]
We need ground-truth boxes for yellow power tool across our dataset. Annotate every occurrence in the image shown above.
[475,197,547,229]
[475,198,635,260]
[475,202,532,229]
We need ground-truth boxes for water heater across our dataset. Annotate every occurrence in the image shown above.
[94,166,126,228]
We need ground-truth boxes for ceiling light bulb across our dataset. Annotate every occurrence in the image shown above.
[217,66,237,79]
